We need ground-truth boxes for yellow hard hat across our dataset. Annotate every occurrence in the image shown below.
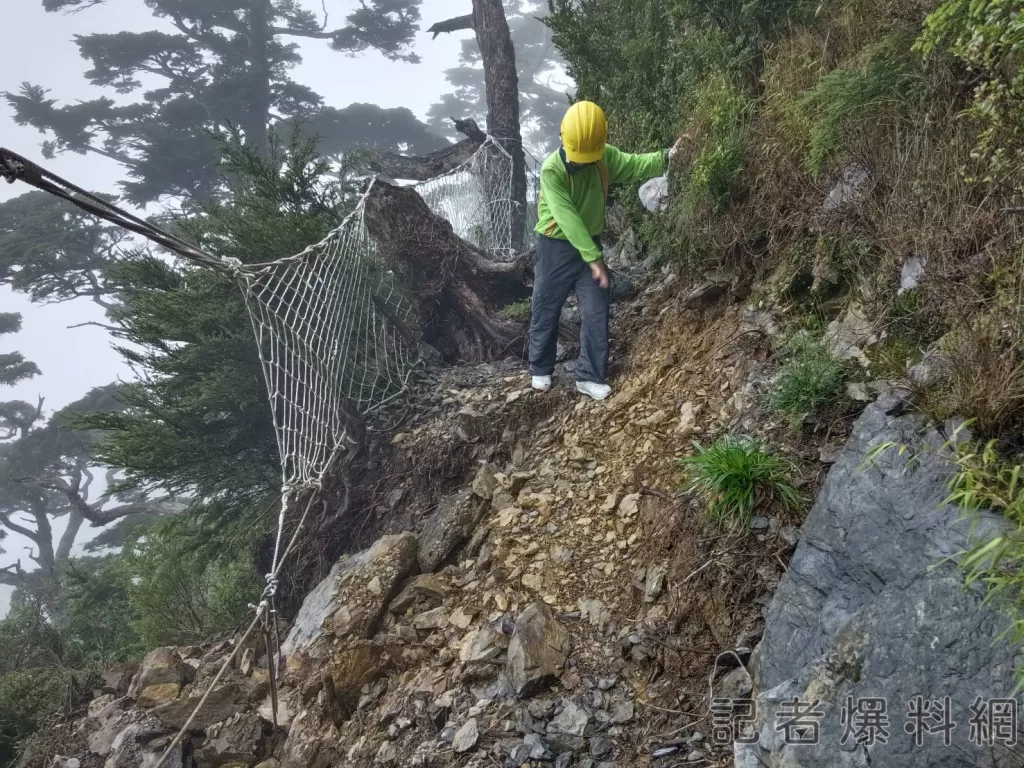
[561,101,607,165]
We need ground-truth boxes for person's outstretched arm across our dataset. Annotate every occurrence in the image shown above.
[607,138,687,184]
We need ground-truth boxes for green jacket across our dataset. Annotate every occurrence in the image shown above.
[535,144,666,263]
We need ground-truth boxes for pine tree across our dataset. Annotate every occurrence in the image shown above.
[8,0,430,205]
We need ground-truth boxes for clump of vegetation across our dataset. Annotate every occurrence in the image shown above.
[686,74,751,211]
[943,437,1024,690]
[770,333,854,416]
[911,321,1024,439]
[501,299,532,321]
[120,517,262,648]
[917,0,1024,186]
[0,668,71,765]
[680,435,803,528]
[795,35,925,179]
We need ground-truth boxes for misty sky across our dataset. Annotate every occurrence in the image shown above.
[0,0,550,614]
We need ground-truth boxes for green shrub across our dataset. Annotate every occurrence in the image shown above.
[58,557,143,667]
[917,0,1024,185]
[770,333,853,415]
[120,518,262,647]
[686,75,751,211]
[795,35,925,178]
[680,435,803,528]
[0,668,70,765]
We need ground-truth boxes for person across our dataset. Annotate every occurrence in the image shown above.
[529,100,683,401]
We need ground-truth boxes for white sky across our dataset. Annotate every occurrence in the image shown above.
[0,0,496,614]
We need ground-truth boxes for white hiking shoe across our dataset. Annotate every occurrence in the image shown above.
[531,375,552,392]
[576,381,612,401]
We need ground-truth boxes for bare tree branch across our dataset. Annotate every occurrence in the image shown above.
[427,14,474,39]
[365,118,486,181]
[0,514,41,544]
[67,321,119,332]
[79,465,95,500]
[0,562,27,588]
[32,501,55,572]
[269,25,350,40]
[56,509,84,563]
[46,472,185,527]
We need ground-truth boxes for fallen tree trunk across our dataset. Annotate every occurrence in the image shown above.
[364,181,530,362]
[365,118,486,181]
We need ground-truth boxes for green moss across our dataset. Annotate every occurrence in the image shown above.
[869,337,920,379]
[500,300,532,321]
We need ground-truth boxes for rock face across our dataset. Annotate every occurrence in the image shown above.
[740,394,1021,768]
[507,602,571,696]
[418,488,487,573]
[281,532,418,660]
[194,712,265,765]
[151,683,242,730]
[136,647,193,688]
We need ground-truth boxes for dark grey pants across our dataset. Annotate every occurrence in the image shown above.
[529,234,609,384]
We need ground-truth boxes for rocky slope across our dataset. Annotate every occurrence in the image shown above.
[32,264,1024,768]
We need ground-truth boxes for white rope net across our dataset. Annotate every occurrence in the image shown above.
[154,138,535,768]
[234,137,534,507]
[418,136,535,261]
[235,186,417,493]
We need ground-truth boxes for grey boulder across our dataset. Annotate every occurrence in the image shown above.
[742,394,1021,767]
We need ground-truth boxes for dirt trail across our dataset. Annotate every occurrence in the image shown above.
[319,273,840,767]
[44,271,848,768]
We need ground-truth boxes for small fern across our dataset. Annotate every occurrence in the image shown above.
[796,36,924,179]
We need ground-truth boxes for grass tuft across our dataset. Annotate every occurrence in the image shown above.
[770,333,854,416]
[679,436,803,529]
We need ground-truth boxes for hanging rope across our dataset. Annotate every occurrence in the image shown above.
[0,147,234,273]
[151,491,316,768]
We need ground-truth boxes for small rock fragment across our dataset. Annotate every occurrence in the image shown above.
[522,572,544,591]
[644,563,668,602]
[618,493,640,517]
[507,602,571,696]
[412,607,449,631]
[609,699,634,724]
[578,598,611,629]
[376,741,399,765]
[590,736,613,758]
[449,605,476,630]
[460,629,502,663]
[716,666,753,700]
[549,700,589,736]
[452,718,479,753]
[472,463,500,500]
